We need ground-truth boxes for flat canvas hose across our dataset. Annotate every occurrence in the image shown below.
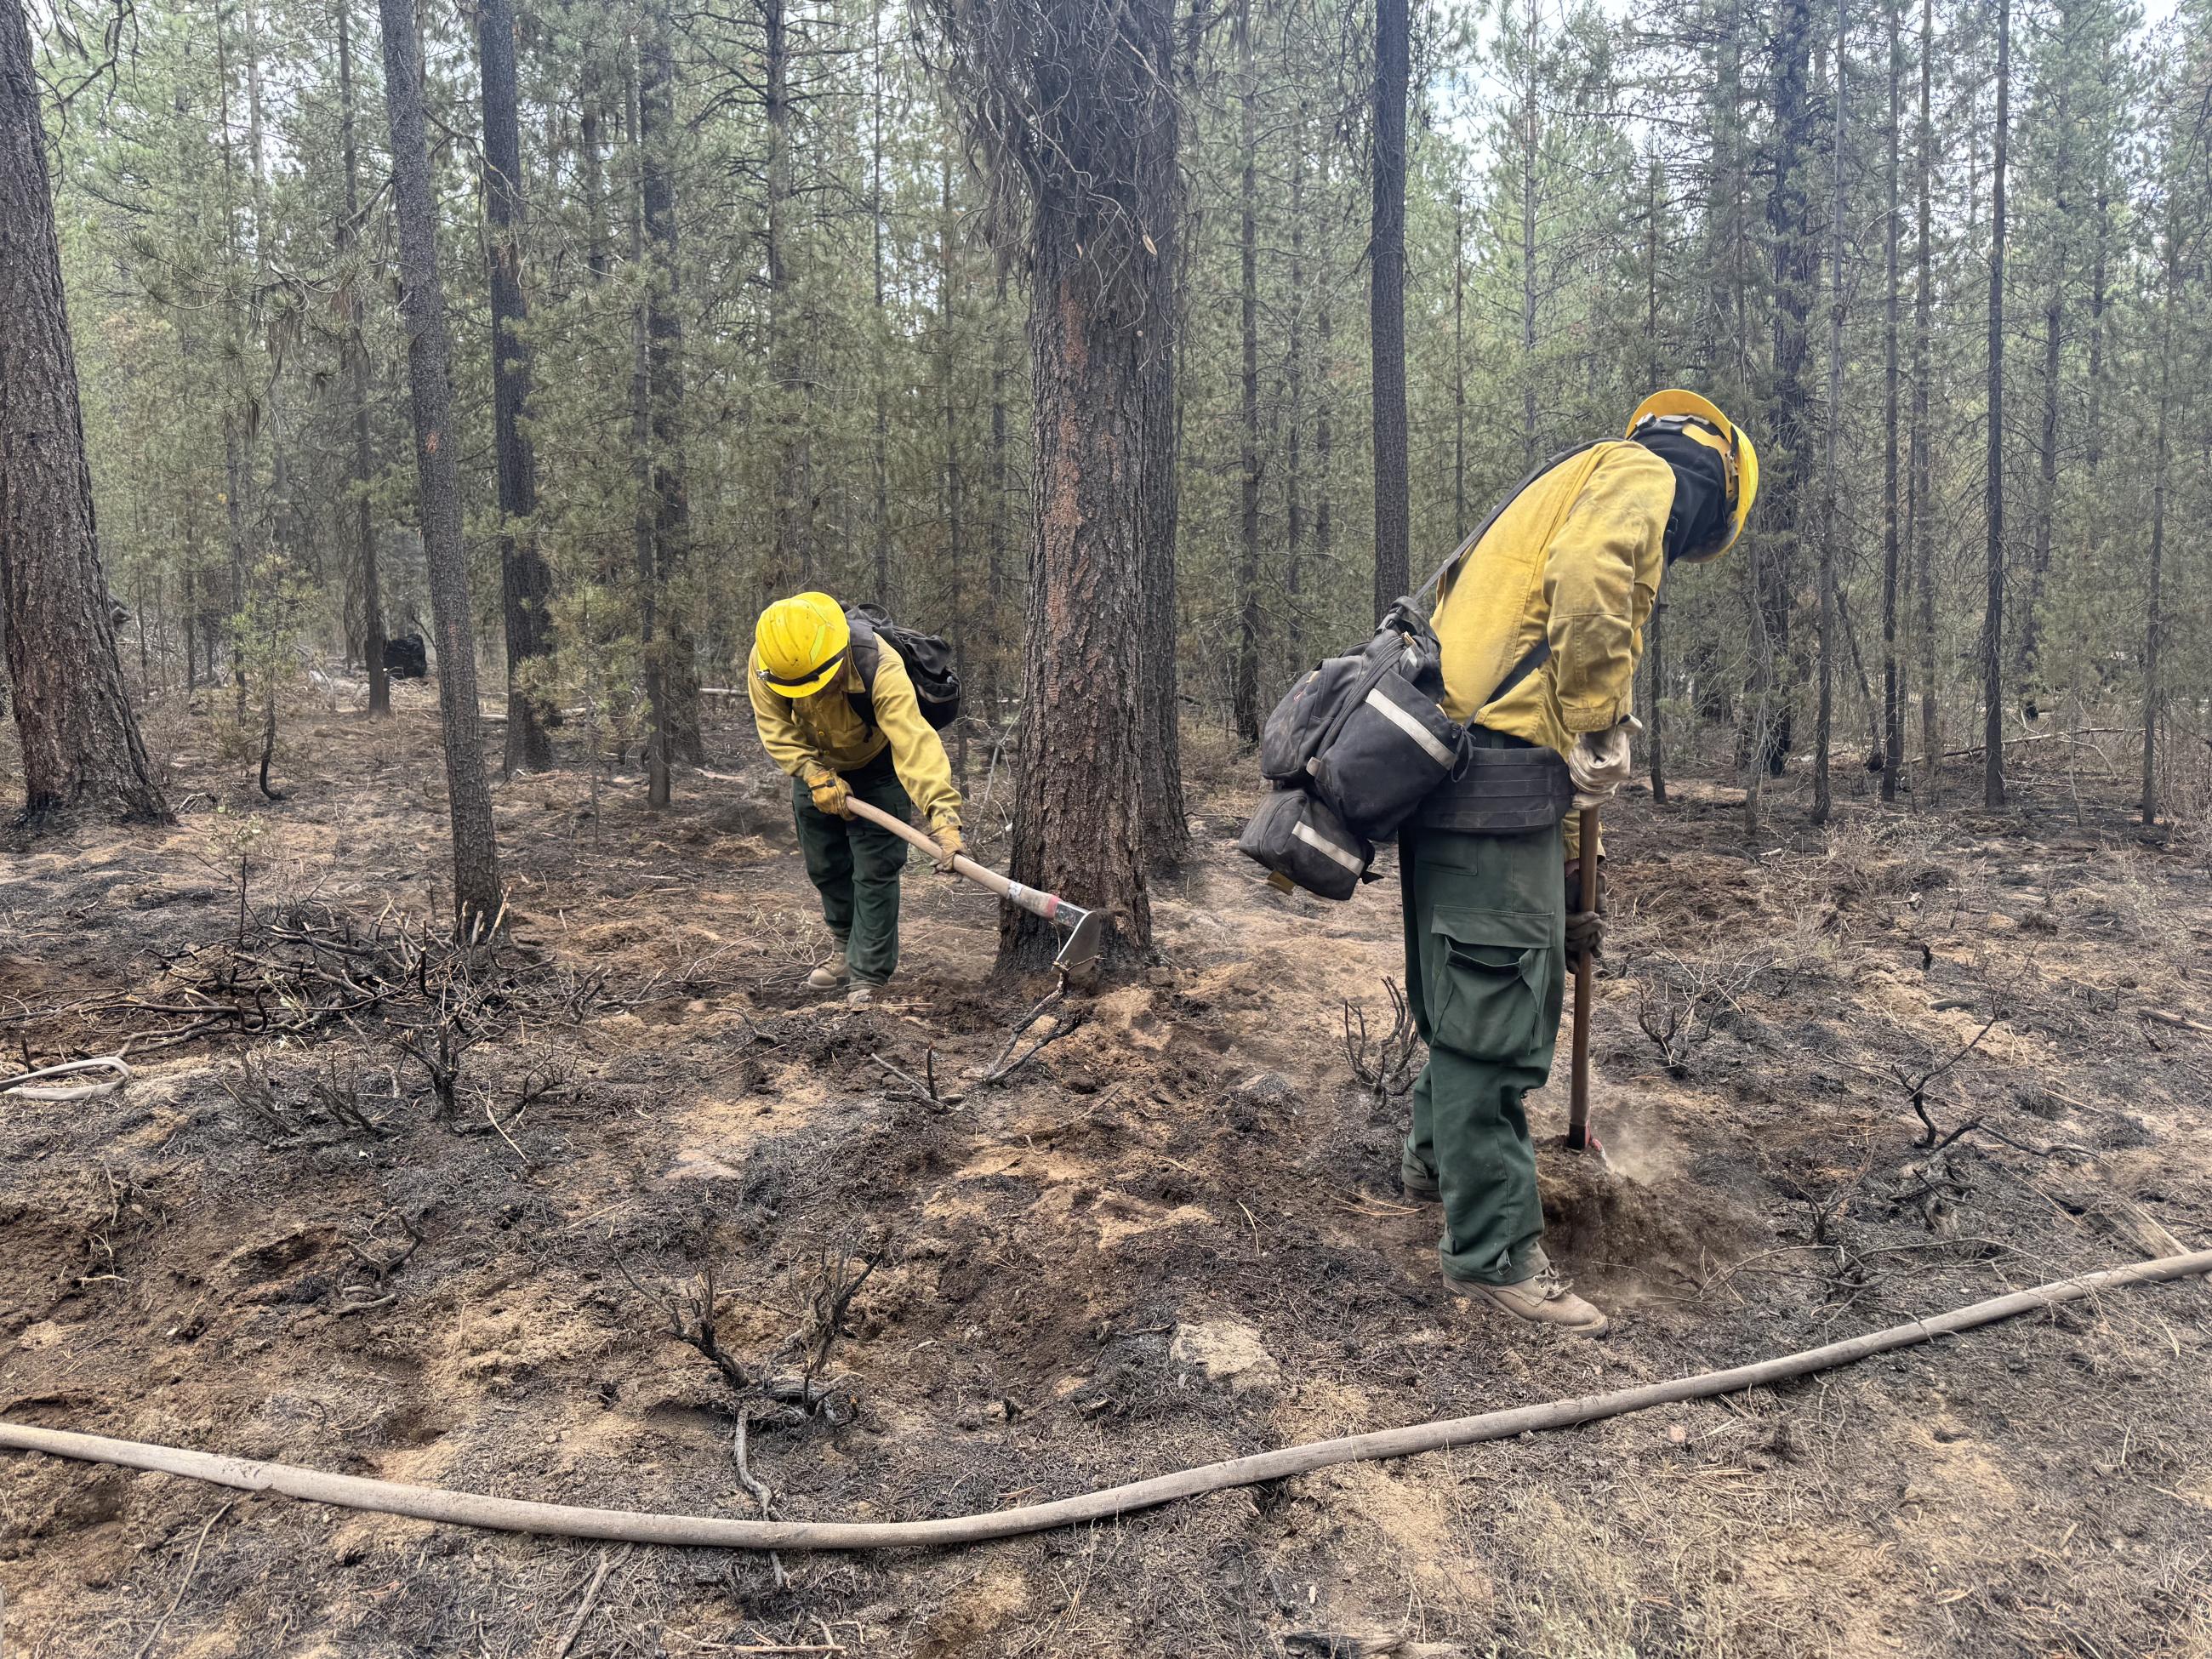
[3,1249,2208,1553]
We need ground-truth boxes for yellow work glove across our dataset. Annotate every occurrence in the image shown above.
[804,764,852,818]
[931,823,964,874]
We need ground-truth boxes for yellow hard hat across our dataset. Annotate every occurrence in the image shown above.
[1627,389,1759,562]
[755,591,851,698]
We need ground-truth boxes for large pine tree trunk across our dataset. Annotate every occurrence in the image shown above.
[1980,0,2009,810]
[1368,0,1409,622]
[1134,96,1188,873]
[374,0,505,924]
[478,0,555,772]
[336,1,390,718]
[932,0,1180,965]
[0,0,168,826]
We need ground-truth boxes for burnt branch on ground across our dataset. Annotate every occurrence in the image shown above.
[1343,979,1422,1108]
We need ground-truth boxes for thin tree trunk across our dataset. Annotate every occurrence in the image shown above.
[1285,99,1307,672]
[1231,0,1261,745]
[986,279,1010,715]
[1879,0,1902,799]
[1981,0,2009,811]
[765,0,804,591]
[1368,0,1409,621]
[1644,151,1667,807]
[1813,0,1846,825]
[1451,183,1466,539]
[374,0,505,922]
[627,24,668,806]
[1518,0,1538,469]
[0,0,168,824]
[1756,0,1815,781]
[870,0,890,605]
[938,149,964,699]
[1912,0,1936,793]
[337,0,390,717]
[2141,234,2175,826]
[640,0,700,768]
[478,0,554,772]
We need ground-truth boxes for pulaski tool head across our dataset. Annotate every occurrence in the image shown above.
[1054,904,1104,975]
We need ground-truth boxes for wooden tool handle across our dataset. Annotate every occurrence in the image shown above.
[1567,805,1599,1146]
[842,796,1061,923]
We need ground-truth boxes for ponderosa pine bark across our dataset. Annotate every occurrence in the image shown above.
[0,0,168,826]
[1912,0,1937,790]
[374,0,505,924]
[1369,0,1410,621]
[477,0,555,772]
[930,0,1181,965]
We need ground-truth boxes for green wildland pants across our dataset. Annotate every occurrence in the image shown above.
[793,748,912,985]
[1399,815,1567,1286]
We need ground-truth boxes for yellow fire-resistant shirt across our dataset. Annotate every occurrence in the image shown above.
[748,641,963,832]
[1432,439,1675,858]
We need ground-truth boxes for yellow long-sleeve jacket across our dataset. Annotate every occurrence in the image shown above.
[748,641,963,831]
[1432,440,1674,857]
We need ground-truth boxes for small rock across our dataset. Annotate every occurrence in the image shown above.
[1234,1072,1293,1105]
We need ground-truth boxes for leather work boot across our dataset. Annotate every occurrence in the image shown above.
[847,983,879,1008]
[1453,1254,1611,1336]
[1400,1162,1440,1202]
[806,949,850,990]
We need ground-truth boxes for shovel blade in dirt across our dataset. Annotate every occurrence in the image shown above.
[843,798,1103,974]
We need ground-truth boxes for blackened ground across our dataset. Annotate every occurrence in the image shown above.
[3,688,2209,1656]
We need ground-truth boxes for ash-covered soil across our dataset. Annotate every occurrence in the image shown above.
[3,691,2211,1656]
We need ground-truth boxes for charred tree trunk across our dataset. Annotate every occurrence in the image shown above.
[374,0,505,922]
[336,0,390,717]
[1285,99,1307,672]
[0,0,168,825]
[1368,0,1409,621]
[1981,0,2009,811]
[478,0,555,771]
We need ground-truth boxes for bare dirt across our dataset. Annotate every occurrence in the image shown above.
[3,691,2211,1657]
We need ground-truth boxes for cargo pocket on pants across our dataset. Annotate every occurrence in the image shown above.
[1429,908,1552,1059]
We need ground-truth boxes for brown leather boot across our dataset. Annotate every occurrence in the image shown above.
[1453,1254,1611,1336]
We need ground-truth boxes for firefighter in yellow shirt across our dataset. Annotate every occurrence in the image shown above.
[750,594,963,1006]
[1400,391,1759,1334]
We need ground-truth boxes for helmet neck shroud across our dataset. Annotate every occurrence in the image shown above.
[1634,428,1732,565]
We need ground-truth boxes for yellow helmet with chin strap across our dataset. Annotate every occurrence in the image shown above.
[1626,389,1759,562]
[755,591,852,698]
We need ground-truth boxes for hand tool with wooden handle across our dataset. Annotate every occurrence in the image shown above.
[843,797,1103,974]
[1565,804,1605,1158]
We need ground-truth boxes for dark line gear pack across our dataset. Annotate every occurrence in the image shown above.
[845,604,962,733]
[1238,444,1597,900]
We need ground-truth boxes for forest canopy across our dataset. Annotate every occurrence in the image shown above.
[14,0,2212,830]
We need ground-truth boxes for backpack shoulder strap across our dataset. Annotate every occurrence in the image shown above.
[1413,439,1611,614]
[844,611,883,730]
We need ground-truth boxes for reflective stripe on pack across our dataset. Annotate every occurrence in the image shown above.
[1364,687,1457,767]
[1292,820,1365,872]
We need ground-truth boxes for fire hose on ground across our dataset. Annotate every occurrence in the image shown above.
[3,1247,2208,1553]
